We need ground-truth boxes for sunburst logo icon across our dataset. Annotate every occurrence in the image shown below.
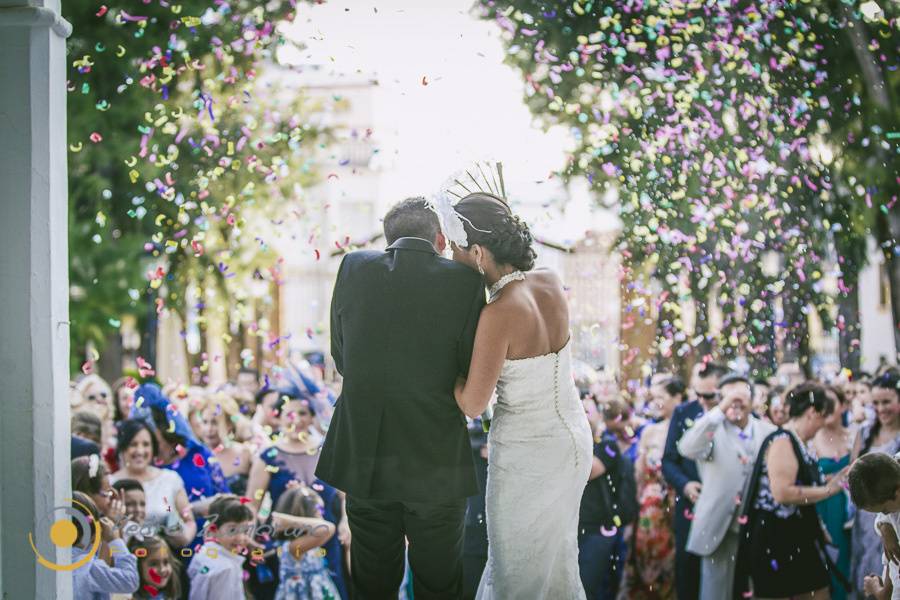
[29,498,102,571]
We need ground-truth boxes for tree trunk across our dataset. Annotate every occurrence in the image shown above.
[885,231,900,356]
[748,300,776,377]
[654,292,679,374]
[839,1,900,355]
[719,294,738,363]
[99,331,124,383]
[838,282,863,374]
[689,269,713,361]
[141,291,158,368]
[839,3,890,110]
[783,296,813,378]
[618,261,658,389]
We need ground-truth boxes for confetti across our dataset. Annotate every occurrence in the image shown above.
[476,0,900,374]
[136,356,155,378]
[66,0,327,374]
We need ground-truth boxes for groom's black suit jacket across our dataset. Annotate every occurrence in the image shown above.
[315,237,486,503]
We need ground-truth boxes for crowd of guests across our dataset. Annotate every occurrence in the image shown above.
[65,357,900,600]
[567,362,900,600]
[67,364,351,600]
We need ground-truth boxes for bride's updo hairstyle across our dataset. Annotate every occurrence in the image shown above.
[454,192,537,271]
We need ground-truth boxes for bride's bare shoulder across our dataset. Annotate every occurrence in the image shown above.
[528,268,565,295]
[529,267,562,285]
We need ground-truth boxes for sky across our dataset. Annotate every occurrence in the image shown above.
[274,0,619,242]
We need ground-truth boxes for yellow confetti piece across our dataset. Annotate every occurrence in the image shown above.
[128,169,140,183]
[69,143,83,153]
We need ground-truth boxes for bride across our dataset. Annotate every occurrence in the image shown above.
[448,191,593,599]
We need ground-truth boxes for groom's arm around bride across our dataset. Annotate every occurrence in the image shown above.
[315,197,486,599]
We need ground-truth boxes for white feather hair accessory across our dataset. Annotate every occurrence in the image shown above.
[88,453,100,478]
[430,161,508,247]
[431,190,469,247]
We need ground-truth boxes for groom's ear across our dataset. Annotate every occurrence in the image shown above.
[434,232,447,253]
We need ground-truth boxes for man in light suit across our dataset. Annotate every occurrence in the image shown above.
[678,373,775,600]
[662,362,727,600]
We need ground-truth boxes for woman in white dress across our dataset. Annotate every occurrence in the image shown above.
[449,192,593,599]
[110,419,196,547]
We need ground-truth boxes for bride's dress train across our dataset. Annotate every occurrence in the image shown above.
[475,338,593,599]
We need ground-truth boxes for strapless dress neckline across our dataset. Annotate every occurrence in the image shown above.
[504,337,572,364]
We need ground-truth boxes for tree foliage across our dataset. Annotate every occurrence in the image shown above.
[478,0,899,373]
[64,1,328,371]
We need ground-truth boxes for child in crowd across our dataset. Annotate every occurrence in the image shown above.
[71,491,139,600]
[72,455,123,520]
[127,536,181,600]
[112,478,146,543]
[848,452,900,599]
[112,479,146,524]
[271,483,339,600]
[187,494,255,600]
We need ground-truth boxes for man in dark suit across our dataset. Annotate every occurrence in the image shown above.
[316,197,485,600]
[661,361,726,600]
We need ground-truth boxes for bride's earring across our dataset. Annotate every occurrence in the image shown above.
[477,262,485,276]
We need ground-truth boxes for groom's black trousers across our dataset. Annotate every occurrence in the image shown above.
[346,495,467,600]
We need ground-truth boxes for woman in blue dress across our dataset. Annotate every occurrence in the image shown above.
[811,385,854,600]
[131,385,230,537]
[247,389,349,599]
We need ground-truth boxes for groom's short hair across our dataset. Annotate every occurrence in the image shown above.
[383,197,440,245]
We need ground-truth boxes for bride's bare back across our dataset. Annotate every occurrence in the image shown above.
[454,267,571,418]
[491,268,570,360]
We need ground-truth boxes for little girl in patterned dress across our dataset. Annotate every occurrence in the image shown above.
[272,483,341,600]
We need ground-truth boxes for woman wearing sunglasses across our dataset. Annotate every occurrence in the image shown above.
[74,374,120,472]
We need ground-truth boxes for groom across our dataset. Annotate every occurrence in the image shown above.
[316,197,486,599]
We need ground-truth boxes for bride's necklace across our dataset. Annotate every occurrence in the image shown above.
[488,270,525,303]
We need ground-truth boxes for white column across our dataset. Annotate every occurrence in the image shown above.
[0,1,72,598]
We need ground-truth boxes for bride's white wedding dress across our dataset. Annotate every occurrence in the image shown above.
[475,337,593,599]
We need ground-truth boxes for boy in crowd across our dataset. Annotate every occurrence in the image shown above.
[848,452,900,599]
[187,494,255,600]
[112,478,146,543]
